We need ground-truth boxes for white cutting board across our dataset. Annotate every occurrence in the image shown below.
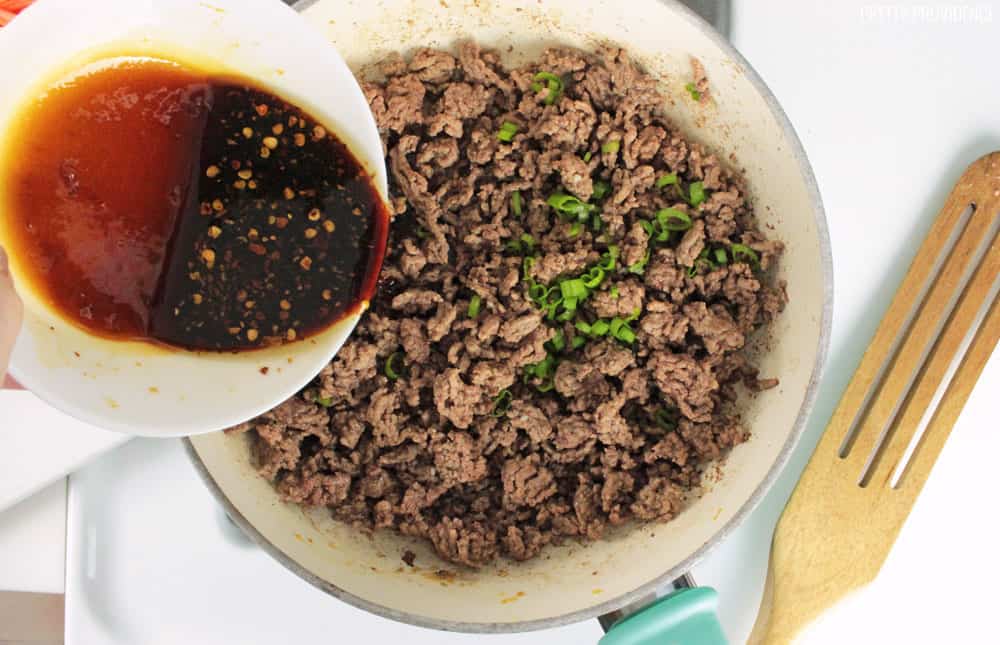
[0,390,127,512]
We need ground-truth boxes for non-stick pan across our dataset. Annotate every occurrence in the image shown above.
[187,0,833,638]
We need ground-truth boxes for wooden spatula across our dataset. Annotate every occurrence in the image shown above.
[750,152,1000,644]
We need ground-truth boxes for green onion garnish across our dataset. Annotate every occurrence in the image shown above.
[568,221,582,237]
[533,72,565,105]
[610,285,620,299]
[497,121,519,142]
[685,82,702,101]
[654,408,678,430]
[609,317,636,344]
[575,320,592,335]
[628,249,652,275]
[650,218,672,243]
[511,190,523,216]
[656,173,678,188]
[560,278,588,301]
[583,151,593,163]
[385,352,403,381]
[730,243,760,267]
[316,396,334,407]
[592,180,612,200]
[468,294,482,318]
[639,219,655,237]
[591,212,603,232]
[583,267,605,289]
[714,248,728,265]
[536,380,555,392]
[571,335,586,350]
[523,256,535,279]
[590,319,611,337]
[688,181,706,207]
[601,140,621,154]
[528,282,548,305]
[656,208,693,231]
[549,330,566,352]
[492,389,513,417]
[520,233,535,250]
[416,226,429,239]
[547,192,596,221]
[598,246,619,271]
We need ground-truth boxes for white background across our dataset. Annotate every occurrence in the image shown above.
[1,0,998,643]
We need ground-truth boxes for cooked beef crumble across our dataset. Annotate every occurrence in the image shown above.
[229,43,787,567]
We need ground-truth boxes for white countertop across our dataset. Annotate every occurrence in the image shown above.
[1,0,998,642]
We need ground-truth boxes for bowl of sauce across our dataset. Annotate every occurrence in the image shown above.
[0,0,388,436]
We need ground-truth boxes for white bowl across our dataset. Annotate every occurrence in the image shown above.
[0,0,387,437]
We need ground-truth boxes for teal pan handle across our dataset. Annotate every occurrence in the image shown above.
[598,588,728,645]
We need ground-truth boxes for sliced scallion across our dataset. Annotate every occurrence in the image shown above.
[685,82,702,101]
[730,243,760,267]
[592,180,612,200]
[568,221,583,237]
[533,71,565,105]
[468,294,482,318]
[497,121,519,142]
[688,181,706,208]
[610,285,620,299]
[571,335,587,350]
[492,389,513,417]
[656,208,693,231]
[656,173,678,189]
[560,279,588,301]
[628,249,652,275]
[549,330,566,352]
[714,248,728,265]
[511,190,523,216]
[385,352,403,381]
[316,396,334,407]
[601,140,621,154]
[583,151,593,163]
[590,319,611,337]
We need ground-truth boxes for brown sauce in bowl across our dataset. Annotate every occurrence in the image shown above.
[1,56,388,351]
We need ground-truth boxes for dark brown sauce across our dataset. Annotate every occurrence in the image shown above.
[2,57,388,351]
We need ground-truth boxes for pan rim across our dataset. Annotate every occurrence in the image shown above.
[185,0,834,633]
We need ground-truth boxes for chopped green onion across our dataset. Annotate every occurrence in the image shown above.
[714,248,728,265]
[639,219,655,237]
[609,317,636,344]
[656,173,678,188]
[583,267,605,289]
[590,319,611,337]
[511,190,523,216]
[536,379,555,393]
[650,218,672,242]
[557,307,577,322]
[598,246,619,271]
[520,233,535,250]
[547,192,596,221]
[656,208,693,231]
[626,307,641,322]
[560,279,588,301]
[685,82,702,101]
[583,151,593,163]
[688,181,706,208]
[628,249,652,275]
[523,256,536,279]
[468,294,482,318]
[571,335,587,349]
[491,389,513,417]
[592,180,612,200]
[610,285,620,299]
[568,221,583,237]
[730,243,760,267]
[575,320,592,335]
[549,330,566,352]
[591,212,603,232]
[416,226,429,239]
[385,352,403,381]
[601,140,621,154]
[528,282,548,304]
[533,72,565,105]
[497,121,519,142]
[316,396,334,407]
[654,408,678,430]
[545,302,559,320]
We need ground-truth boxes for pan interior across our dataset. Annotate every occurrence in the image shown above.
[190,0,830,631]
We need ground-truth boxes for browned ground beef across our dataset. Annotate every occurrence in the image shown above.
[229,43,787,567]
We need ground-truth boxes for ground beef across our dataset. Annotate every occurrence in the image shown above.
[232,44,786,567]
